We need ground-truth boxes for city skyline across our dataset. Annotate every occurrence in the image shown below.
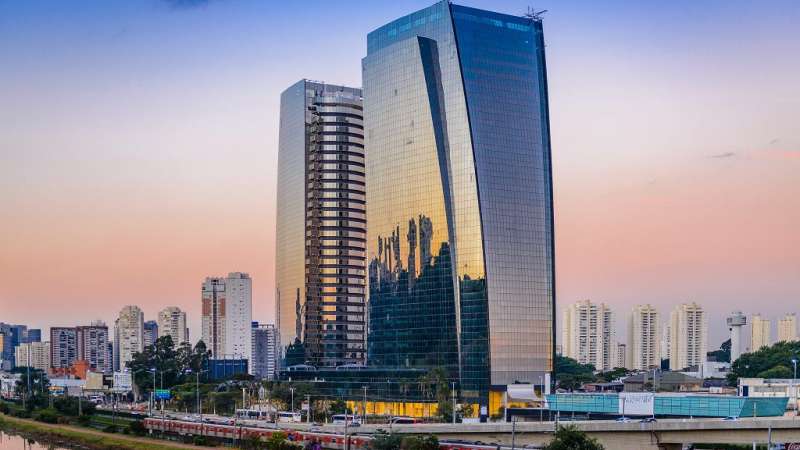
[1,0,799,346]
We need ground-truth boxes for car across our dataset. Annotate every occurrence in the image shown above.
[615,417,631,422]
[640,417,657,423]
[723,416,739,421]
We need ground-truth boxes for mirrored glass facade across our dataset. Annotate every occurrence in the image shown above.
[363,1,555,403]
[276,80,365,367]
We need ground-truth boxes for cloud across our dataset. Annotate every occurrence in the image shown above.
[710,152,736,159]
[769,138,780,145]
[161,0,215,10]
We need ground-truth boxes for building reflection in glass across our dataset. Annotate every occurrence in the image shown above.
[364,1,555,405]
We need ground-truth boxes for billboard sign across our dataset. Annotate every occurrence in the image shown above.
[154,389,171,400]
[113,372,132,393]
[618,392,655,416]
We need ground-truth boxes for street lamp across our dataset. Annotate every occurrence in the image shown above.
[792,358,798,418]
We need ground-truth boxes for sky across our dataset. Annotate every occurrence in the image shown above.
[0,0,798,349]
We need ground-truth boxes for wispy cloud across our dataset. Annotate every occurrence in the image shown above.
[161,0,215,10]
[769,138,780,145]
[710,152,736,159]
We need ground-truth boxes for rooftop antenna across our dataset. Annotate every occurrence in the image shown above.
[524,6,548,20]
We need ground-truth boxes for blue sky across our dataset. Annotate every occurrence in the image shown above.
[1,0,798,346]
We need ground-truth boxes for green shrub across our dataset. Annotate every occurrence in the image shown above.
[75,414,91,426]
[127,420,146,436]
[193,435,212,446]
[0,402,10,414]
[102,424,118,433]
[371,431,402,450]
[400,435,439,450]
[34,408,60,424]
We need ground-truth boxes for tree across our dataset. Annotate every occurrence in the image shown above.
[543,425,604,450]
[14,368,49,410]
[727,341,800,386]
[596,367,630,383]
[329,399,351,415]
[370,431,402,450]
[128,337,211,392]
[400,435,439,450]
[707,339,731,363]
[555,355,596,390]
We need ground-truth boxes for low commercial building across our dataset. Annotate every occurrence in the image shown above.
[547,392,787,418]
[739,377,799,411]
[623,371,703,392]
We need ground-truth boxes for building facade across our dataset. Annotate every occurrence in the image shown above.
[627,305,660,371]
[202,273,252,359]
[562,300,614,371]
[114,305,144,371]
[143,320,158,349]
[158,307,189,345]
[363,1,556,404]
[615,343,627,369]
[669,303,708,371]
[76,322,110,373]
[251,322,279,380]
[778,314,797,343]
[276,80,366,368]
[0,324,30,370]
[750,314,772,351]
[50,327,78,369]
[14,341,50,371]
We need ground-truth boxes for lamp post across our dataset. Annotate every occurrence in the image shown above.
[792,358,798,417]
[290,387,295,413]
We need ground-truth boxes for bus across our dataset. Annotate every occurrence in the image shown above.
[235,409,271,420]
[277,411,302,423]
[388,416,420,425]
[331,414,361,425]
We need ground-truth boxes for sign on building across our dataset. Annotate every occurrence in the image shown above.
[113,372,132,393]
[618,392,655,416]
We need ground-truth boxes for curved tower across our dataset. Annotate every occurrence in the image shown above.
[363,1,556,406]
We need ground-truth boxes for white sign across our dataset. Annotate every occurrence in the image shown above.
[618,392,654,416]
[113,372,132,393]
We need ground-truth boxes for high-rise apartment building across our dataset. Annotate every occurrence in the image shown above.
[276,80,366,368]
[50,327,78,369]
[750,314,771,351]
[627,305,660,371]
[363,1,555,404]
[778,314,797,343]
[0,323,29,370]
[158,307,189,345]
[77,322,110,373]
[15,341,50,371]
[669,303,708,371]
[202,273,252,359]
[251,322,279,380]
[615,343,627,369]
[562,300,614,371]
[143,321,158,349]
[114,305,144,371]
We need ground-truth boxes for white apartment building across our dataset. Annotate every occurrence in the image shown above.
[562,300,614,371]
[202,273,252,359]
[628,304,660,370]
[750,314,772,351]
[77,321,110,373]
[114,305,144,371]
[661,324,671,361]
[158,307,189,345]
[615,343,627,369]
[15,341,50,371]
[778,314,798,343]
[669,302,708,371]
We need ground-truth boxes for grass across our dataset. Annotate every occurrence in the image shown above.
[0,413,198,450]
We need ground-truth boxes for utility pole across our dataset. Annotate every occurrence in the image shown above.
[290,387,295,413]
[306,394,311,423]
[792,358,798,418]
[451,382,456,424]
[362,386,368,422]
[511,417,516,450]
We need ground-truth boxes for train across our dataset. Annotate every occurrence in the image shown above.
[143,417,524,450]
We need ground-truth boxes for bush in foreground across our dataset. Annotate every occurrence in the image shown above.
[543,425,605,450]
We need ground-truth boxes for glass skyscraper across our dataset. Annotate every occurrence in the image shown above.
[276,80,366,367]
[363,1,555,404]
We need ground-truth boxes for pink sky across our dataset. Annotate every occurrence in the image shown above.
[1,0,798,347]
